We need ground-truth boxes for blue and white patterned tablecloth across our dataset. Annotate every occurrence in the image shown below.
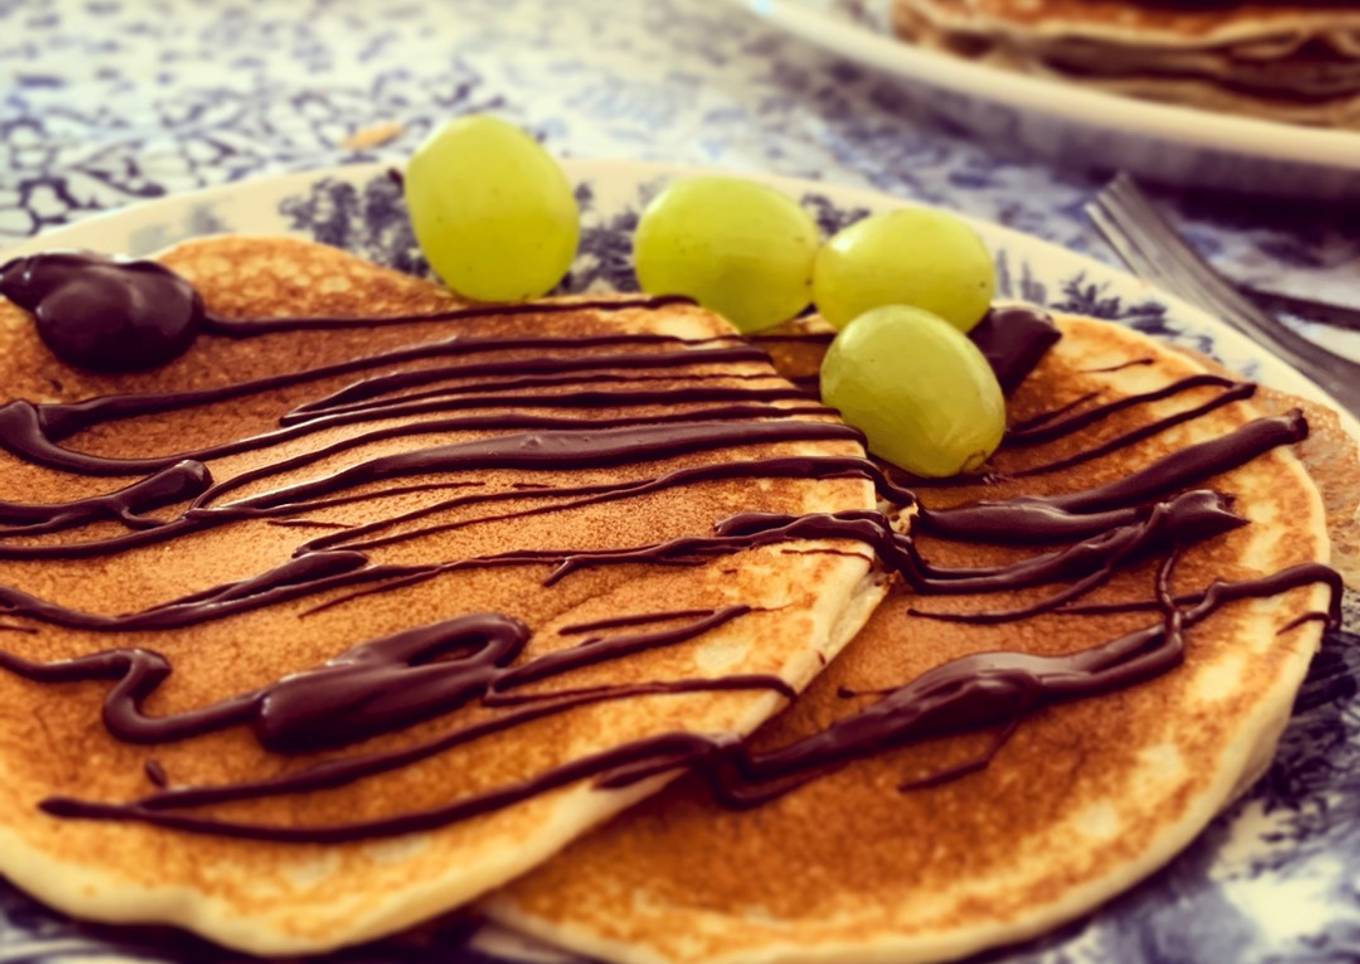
[3,0,1358,314]
[2,2,1360,962]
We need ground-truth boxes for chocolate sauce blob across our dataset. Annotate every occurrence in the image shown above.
[0,252,205,372]
[967,303,1061,395]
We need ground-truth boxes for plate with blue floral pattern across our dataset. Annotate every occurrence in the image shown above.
[0,160,1357,964]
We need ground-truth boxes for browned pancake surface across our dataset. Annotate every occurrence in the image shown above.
[0,238,881,952]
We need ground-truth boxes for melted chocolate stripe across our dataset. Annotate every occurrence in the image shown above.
[0,461,211,537]
[269,385,819,434]
[30,327,729,442]
[0,411,836,560]
[919,411,1307,541]
[1081,357,1154,375]
[1004,374,1241,447]
[1010,383,1256,480]
[491,607,750,692]
[748,333,835,345]
[41,731,740,843]
[706,495,1242,609]
[285,346,771,419]
[287,368,787,422]
[200,295,695,337]
[0,551,426,631]
[909,491,1242,596]
[4,607,773,758]
[1009,391,1102,435]
[914,501,1147,545]
[559,608,718,635]
[1041,411,1305,513]
[314,456,914,558]
[481,675,793,708]
[193,420,863,518]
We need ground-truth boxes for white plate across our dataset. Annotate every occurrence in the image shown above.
[0,160,1357,964]
[728,0,1360,198]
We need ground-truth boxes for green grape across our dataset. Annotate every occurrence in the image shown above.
[813,208,996,332]
[405,115,579,302]
[820,305,1005,478]
[634,176,820,333]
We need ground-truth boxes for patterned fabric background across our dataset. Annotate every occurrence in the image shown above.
[2,0,1357,312]
[1,1,1358,962]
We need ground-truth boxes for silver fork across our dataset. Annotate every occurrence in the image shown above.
[1085,173,1360,417]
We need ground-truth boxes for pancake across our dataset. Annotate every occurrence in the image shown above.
[893,1,1360,127]
[0,238,887,954]
[899,1,1360,45]
[489,313,1340,963]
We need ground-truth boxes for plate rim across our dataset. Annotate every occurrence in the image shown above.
[3,156,1356,438]
[730,0,1360,171]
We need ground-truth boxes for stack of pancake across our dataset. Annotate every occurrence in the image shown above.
[892,1,1360,128]
[0,237,1353,962]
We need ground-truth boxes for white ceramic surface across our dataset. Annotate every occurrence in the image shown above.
[730,0,1360,199]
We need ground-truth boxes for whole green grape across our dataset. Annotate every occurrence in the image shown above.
[634,176,820,333]
[814,208,996,332]
[821,305,1005,477]
[405,115,579,301]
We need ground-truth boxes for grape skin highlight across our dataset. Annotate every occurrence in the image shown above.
[405,115,580,302]
[820,305,1005,478]
[634,176,821,333]
[813,208,996,333]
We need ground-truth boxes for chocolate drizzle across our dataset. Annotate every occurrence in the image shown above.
[967,304,1061,395]
[0,257,1339,845]
[0,460,211,538]
[37,557,1343,840]
[915,411,1306,543]
[0,252,204,371]
[0,609,781,755]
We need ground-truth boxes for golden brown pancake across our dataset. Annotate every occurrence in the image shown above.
[900,0,1360,43]
[893,0,1360,127]
[489,315,1338,963]
[0,237,886,954]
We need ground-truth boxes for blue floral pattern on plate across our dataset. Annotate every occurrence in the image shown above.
[0,161,1355,963]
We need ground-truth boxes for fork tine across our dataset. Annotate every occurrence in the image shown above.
[1103,177,1254,317]
[1083,202,1160,282]
[1088,190,1211,314]
[1095,177,1221,311]
[1091,185,1191,300]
